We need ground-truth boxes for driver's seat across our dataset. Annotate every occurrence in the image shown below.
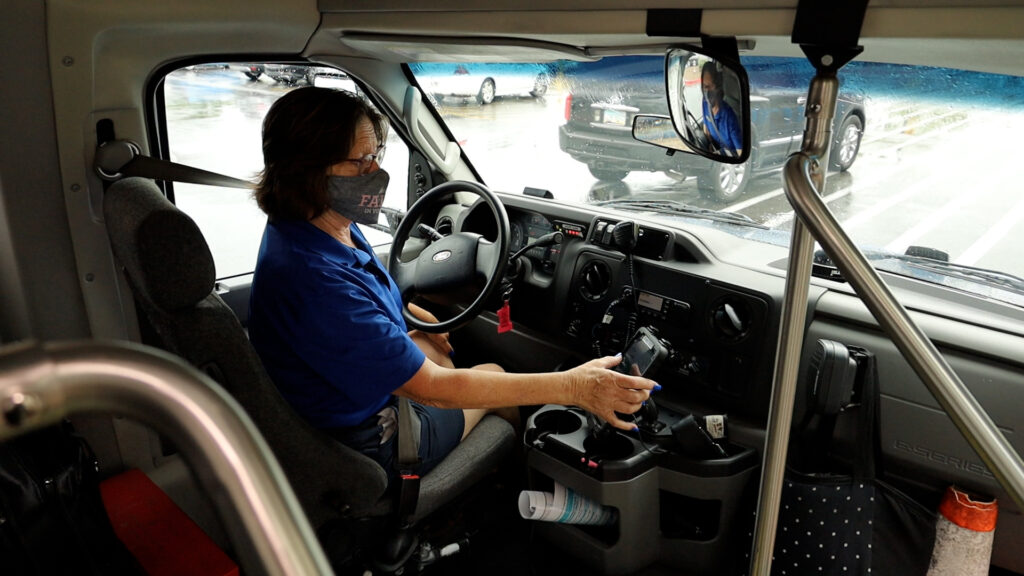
[102,177,516,567]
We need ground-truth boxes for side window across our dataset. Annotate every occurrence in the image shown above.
[162,62,409,279]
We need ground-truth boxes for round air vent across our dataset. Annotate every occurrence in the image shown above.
[708,297,753,342]
[578,260,612,301]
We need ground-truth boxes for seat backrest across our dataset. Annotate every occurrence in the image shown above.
[102,177,389,528]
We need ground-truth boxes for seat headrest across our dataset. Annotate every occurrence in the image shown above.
[103,177,216,311]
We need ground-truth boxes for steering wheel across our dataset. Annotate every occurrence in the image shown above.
[388,180,510,333]
[685,108,712,150]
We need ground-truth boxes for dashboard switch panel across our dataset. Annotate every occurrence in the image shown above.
[591,219,669,259]
[554,220,587,239]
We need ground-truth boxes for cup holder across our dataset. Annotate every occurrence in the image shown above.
[583,431,636,460]
[533,409,583,435]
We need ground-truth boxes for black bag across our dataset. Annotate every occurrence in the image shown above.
[0,421,143,575]
[772,345,936,576]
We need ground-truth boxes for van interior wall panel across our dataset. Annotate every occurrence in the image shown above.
[0,0,91,343]
[42,0,321,340]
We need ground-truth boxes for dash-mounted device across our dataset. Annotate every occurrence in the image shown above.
[614,326,671,377]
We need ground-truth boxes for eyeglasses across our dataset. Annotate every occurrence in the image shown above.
[339,144,385,174]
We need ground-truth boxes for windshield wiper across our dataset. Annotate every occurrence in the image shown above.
[866,250,1024,295]
[594,198,768,229]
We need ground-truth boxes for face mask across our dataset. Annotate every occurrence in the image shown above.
[326,169,390,226]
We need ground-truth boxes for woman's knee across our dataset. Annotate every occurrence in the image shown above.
[410,331,454,369]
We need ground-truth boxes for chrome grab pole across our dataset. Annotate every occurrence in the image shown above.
[749,73,839,576]
[782,147,1024,508]
[0,340,334,576]
[752,58,1024,575]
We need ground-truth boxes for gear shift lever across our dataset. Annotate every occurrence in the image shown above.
[586,412,614,440]
[636,397,661,433]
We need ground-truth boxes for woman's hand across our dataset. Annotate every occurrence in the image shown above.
[418,330,453,357]
[566,356,659,431]
[407,303,454,357]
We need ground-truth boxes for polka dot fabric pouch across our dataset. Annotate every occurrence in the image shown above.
[772,473,875,574]
[771,344,880,576]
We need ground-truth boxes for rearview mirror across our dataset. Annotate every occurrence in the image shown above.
[664,47,751,164]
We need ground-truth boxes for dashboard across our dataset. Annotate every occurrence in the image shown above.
[454,196,781,421]
[444,190,1024,556]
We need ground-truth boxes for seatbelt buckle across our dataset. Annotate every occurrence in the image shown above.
[397,472,421,526]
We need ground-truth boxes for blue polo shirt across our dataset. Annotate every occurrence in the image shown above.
[702,99,743,156]
[248,219,426,429]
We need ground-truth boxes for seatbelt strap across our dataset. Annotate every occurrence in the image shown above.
[397,396,421,468]
[94,140,411,239]
[94,140,252,189]
[396,396,422,527]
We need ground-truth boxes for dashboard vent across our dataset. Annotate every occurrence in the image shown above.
[578,260,612,301]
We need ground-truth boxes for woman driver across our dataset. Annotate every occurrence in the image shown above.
[248,87,657,483]
[701,62,743,157]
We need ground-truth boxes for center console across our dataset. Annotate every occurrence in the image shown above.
[510,218,776,574]
[524,403,759,575]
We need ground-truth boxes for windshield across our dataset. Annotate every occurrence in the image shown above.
[409,56,1024,306]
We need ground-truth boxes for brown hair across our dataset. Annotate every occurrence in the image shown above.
[701,61,723,90]
[255,87,386,220]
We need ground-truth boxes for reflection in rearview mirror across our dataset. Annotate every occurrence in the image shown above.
[664,47,751,164]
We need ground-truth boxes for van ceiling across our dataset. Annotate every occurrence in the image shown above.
[310,5,1024,76]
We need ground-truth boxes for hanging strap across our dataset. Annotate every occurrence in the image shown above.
[848,346,879,480]
[94,140,253,189]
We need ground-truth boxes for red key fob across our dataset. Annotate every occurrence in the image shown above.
[497,300,513,333]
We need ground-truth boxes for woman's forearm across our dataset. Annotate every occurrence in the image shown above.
[397,360,574,410]
[395,356,656,430]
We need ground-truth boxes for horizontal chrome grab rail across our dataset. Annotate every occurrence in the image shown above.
[0,340,334,576]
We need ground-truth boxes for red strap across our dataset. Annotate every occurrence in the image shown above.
[101,469,239,576]
[497,300,514,333]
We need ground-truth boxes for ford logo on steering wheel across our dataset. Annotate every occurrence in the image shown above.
[432,250,453,262]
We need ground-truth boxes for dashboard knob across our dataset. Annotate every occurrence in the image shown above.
[685,356,703,375]
[566,318,582,338]
[710,299,750,341]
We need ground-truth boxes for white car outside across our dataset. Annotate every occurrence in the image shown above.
[417,63,549,104]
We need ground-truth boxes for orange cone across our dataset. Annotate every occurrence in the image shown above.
[926,486,998,576]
